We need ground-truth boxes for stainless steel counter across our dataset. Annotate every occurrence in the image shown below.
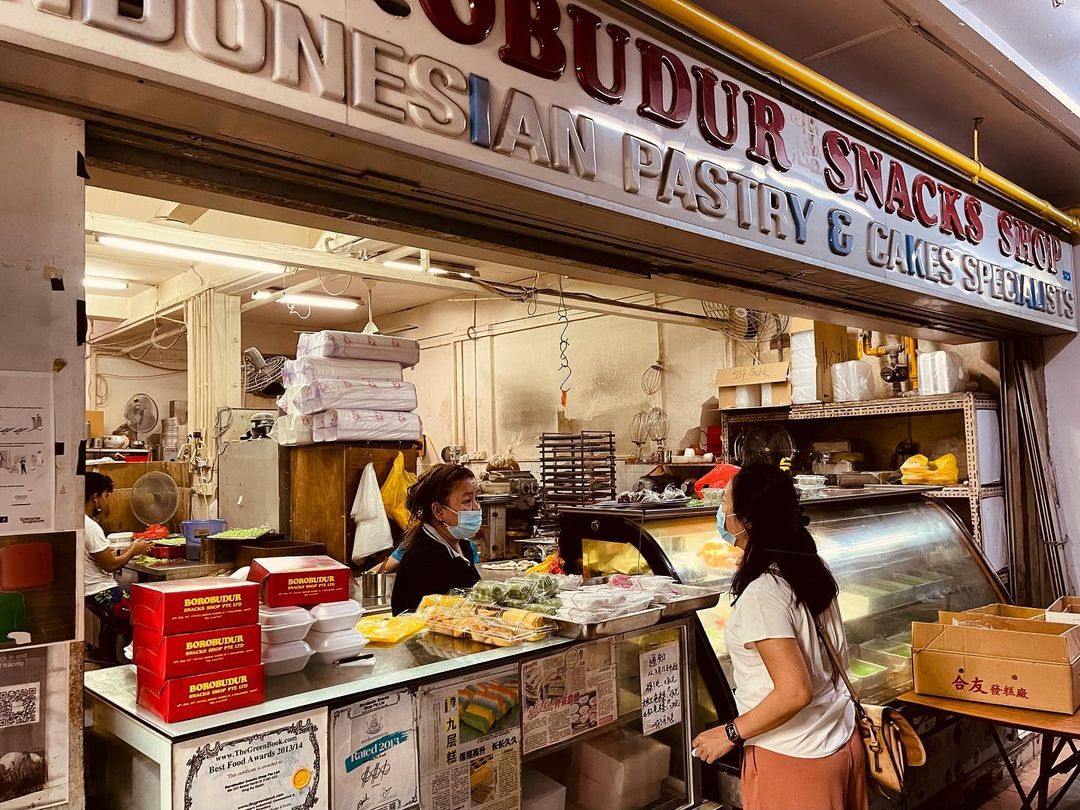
[84,632,572,741]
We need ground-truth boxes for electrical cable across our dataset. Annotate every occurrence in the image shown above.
[317,271,352,296]
[557,276,571,408]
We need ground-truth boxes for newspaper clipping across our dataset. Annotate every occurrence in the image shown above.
[418,665,521,810]
[521,640,616,754]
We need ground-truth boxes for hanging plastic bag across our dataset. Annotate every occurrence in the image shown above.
[899,453,959,486]
[693,463,741,499]
[351,462,393,563]
[380,452,417,532]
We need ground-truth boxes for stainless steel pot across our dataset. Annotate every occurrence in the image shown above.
[360,572,395,604]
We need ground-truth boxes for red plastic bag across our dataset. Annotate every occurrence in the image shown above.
[694,463,741,498]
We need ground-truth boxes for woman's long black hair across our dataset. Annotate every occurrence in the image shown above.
[729,462,838,617]
[401,463,476,549]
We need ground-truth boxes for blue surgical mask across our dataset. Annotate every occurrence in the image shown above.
[443,506,483,540]
[716,505,740,546]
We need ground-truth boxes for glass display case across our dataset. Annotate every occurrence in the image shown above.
[557,487,1006,765]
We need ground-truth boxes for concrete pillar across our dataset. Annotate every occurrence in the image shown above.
[0,99,86,808]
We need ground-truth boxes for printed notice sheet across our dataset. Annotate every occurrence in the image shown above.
[418,666,521,810]
[0,373,53,535]
[521,640,616,753]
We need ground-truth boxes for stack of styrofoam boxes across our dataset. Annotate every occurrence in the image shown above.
[247,555,367,673]
[273,330,423,446]
[789,318,850,405]
[131,578,264,723]
[557,728,671,810]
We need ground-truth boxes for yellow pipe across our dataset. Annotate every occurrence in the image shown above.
[859,332,887,359]
[904,337,918,391]
[639,0,1080,235]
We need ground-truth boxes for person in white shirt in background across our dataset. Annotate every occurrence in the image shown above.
[692,462,866,810]
[84,471,151,664]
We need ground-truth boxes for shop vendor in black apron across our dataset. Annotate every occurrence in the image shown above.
[391,464,482,614]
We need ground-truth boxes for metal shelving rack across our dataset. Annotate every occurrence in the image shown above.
[718,392,1003,554]
[537,431,617,531]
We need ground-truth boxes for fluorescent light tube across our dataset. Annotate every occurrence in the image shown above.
[97,235,284,274]
[383,260,425,272]
[84,276,129,290]
[252,291,360,310]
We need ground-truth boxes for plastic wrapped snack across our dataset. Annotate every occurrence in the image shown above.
[355,614,427,644]
[278,378,418,415]
[525,573,560,599]
[311,409,423,443]
[467,581,509,605]
[281,356,404,386]
[297,330,421,367]
[503,578,539,603]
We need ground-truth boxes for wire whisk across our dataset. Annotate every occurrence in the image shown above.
[641,359,664,396]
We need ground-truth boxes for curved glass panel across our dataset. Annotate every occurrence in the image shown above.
[580,496,1000,704]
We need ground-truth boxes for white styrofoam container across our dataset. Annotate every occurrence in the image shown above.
[977,410,1003,485]
[306,629,369,664]
[261,640,315,676]
[980,496,1007,571]
[309,599,363,633]
[259,605,314,644]
[523,769,567,810]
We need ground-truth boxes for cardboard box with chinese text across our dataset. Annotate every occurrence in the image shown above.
[912,611,1080,714]
[715,363,791,410]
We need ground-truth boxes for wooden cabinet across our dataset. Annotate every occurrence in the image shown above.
[289,443,419,564]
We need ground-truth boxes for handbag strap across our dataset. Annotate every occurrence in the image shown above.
[808,605,867,720]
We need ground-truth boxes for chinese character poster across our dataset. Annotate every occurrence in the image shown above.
[417,666,521,810]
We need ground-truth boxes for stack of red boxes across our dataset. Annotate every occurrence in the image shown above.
[132,578,264,723]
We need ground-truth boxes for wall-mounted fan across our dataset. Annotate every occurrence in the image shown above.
[702,303,789,342]
[243,347,287,397]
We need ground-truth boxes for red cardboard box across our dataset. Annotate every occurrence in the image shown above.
[133,624,261,679]
[247,556,351,607]
[136,664,265,723]
[131,578,259,636]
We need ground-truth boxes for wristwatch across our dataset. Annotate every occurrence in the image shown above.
[725,721,743,745]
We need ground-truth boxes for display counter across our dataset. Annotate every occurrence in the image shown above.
[85,617,700,810]
[557,487,1007,785]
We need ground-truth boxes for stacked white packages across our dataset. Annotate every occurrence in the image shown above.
[282,356,403,386]
[297,330,421,366]
[273,330,423,445]
[312,410,423,443]
[279,379,418,415]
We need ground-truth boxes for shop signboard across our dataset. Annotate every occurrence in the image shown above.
[521,639,616,754]
[0,0,1074,330]
[331,689,420,810]
[172,708,329,810]
[417,665,522,810]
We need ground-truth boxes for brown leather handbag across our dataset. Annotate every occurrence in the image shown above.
[814,617,926,798]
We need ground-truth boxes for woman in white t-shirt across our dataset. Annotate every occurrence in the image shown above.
[692,463,866,810]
